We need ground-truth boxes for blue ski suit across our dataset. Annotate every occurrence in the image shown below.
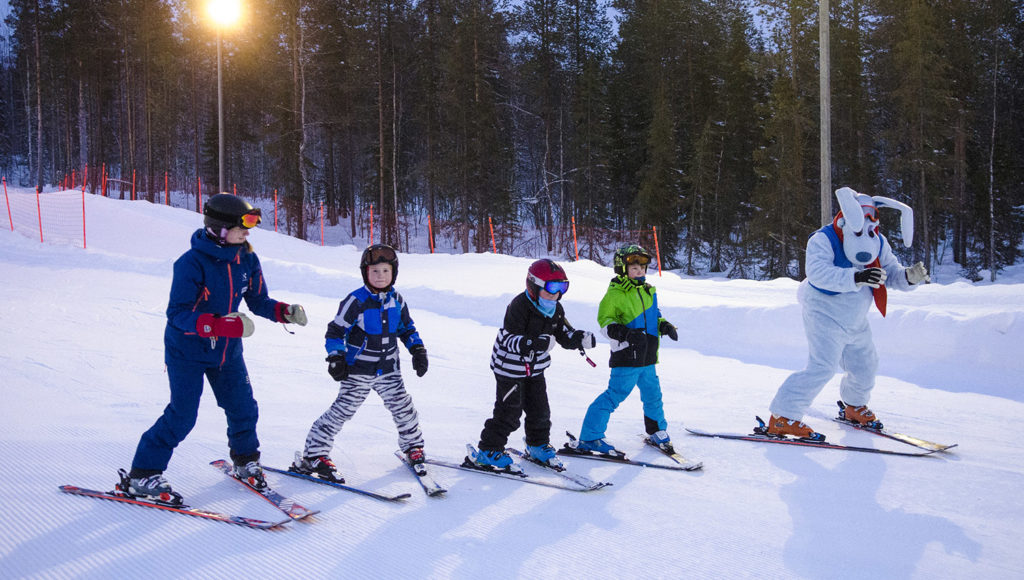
[131,229,286,475]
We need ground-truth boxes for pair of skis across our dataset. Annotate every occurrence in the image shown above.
[59,461,321,530]
[421,444,611,492]
[60,453,440,530]
[687,402,957,457]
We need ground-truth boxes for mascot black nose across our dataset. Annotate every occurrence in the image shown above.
[856,252,872,263]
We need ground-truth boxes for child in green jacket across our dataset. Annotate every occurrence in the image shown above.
[570,245,678,456]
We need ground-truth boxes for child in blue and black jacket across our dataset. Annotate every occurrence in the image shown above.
[126,193,307,504]
[291,244,429,483]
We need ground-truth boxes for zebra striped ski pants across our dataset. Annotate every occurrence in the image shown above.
[303,371,424,457]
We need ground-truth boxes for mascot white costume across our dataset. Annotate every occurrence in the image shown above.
[765,187,930,441]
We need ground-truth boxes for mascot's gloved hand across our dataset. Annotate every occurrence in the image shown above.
[410,345,429,377]
[326,353,349,381]
[906,262,930,285]
[196,312,255,338]
[659,320,678,341]
[278,303,308,326]
[854,267,887,289]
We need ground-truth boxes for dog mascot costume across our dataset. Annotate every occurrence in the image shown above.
[767,187,930,439]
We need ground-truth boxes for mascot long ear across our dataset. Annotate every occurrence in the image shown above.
[835,187,864,232]
[872,196,914,247]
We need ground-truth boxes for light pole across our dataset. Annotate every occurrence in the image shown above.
[207,0,242,194]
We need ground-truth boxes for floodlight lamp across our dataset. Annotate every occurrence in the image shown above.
[207,0,242,28]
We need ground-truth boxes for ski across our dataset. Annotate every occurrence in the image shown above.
[505,447,611,490]
[59,484,291,530]
[685,420,941,457]
[556,432,701,472]
[638,434,704,471]
[423,446,597,492]
[210,459,319,520]
[834,402,957,452]
[394,450,447,497]
[263,465,412,503]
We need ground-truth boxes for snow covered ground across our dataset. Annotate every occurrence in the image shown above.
[2,191,1022,579]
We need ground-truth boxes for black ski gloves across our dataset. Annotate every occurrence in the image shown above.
[659,320,678,341]
[567,330,597,350]
[326,353,349,381]
[519,335,551,358]
[605,323,629,342]
[410,344,429,377]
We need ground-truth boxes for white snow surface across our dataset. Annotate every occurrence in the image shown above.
[2,191,1023,579]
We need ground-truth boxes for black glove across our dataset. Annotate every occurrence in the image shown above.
[626,328,648,348]
[410,344,428,377]
[568,330,597,350]
[326,353,349,381]
[346,325,367,347]
[519,335,551,357]
[854,267,887,288]
[605,323,629,342]
[659,320,678,341]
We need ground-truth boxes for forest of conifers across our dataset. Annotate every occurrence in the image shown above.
[1,0,1022,279]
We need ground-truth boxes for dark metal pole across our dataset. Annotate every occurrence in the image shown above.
[217,29,225,194]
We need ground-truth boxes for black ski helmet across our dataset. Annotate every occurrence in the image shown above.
[203,193,261,245]
[360,244,399,290]
[613,244,653,276]
[526,259,569,301]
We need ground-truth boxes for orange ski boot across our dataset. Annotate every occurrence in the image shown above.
[765,414,826,442]
[839,401,884,429]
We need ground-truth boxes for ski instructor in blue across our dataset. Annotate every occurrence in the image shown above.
[765,187,929,441]
[123,193,308,505]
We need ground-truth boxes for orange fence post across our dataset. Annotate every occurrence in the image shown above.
[571,216,579,261]
[71,170,76,190]
[369,204,374,245]
[3,177,12,231]
[427,214,435,254]
[165,172,170,205]
[82,166,88,192]
[488,216,497,253]
[320,202,325,246]
[131,170,136,201]
[273,189,278,232]
[35,189,43,243]
[102,164,107,197]
[652,226,662,276]
[81,188,87,249]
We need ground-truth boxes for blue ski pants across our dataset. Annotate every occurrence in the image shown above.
[580,365,666,441]
[131,356,259,474]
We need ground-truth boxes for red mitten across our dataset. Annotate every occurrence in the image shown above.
[196,312,255,338]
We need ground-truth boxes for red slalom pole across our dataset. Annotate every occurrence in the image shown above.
[273,189,278,232]
[427,214,434,253]
[81,188,87,249]
[653,226,662,276]
[488,216,497,253]
[320,202,325,246]
[3,177,12,231]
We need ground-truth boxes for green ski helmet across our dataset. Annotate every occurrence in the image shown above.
[613,244,653,276]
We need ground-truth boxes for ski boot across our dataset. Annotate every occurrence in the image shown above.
[838,401,884,430]
[647,430,676,454]
[290,452,344,483]
[119,469,183,506]
[404,447,428,476]
[233,460,268,491]
[760,415,826,442]
[574,437,623,457]
[524,443,564,470]
[468,448,523,474]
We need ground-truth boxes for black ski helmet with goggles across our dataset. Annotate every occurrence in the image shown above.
[203,193,261,245]
[361,244,399,290]
[613,244,653,276]
[526,259,569,301]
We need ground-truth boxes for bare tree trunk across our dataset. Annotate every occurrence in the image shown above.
[191,49,200,212]
[33,0,43,192]
[78,60,88,189]
[988,44,999,282]
[296,3,309,239]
